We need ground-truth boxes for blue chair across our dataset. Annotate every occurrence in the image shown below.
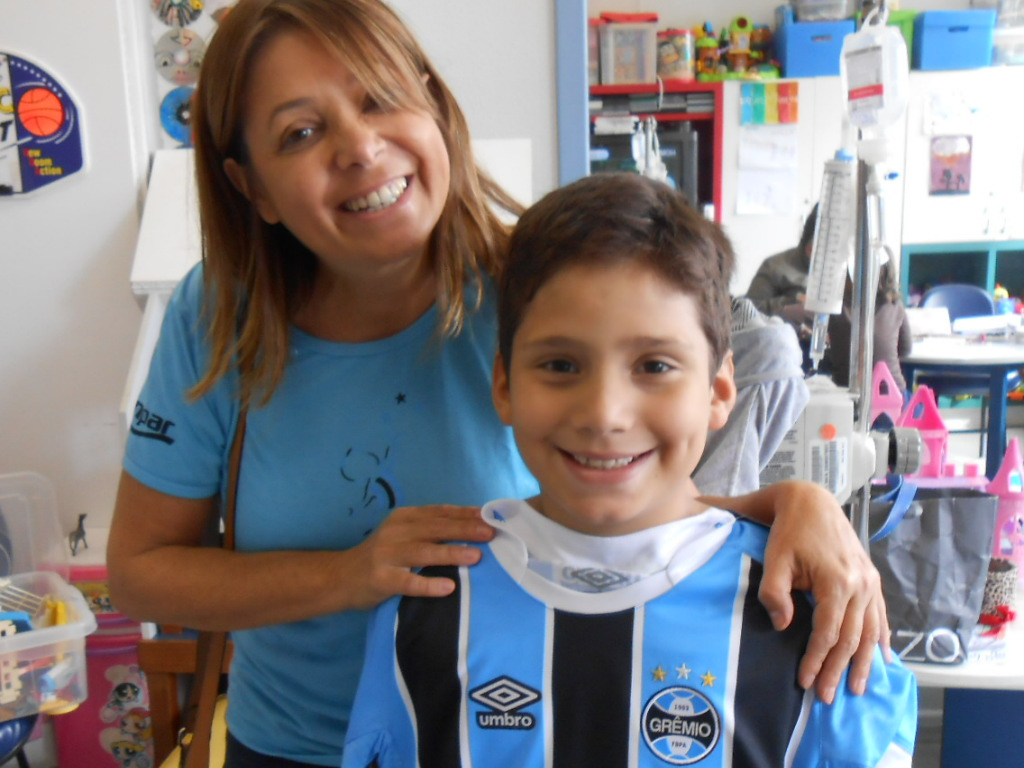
[920,283,995,320]
[914,283,1020,456]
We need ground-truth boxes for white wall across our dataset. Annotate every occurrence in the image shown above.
[1,0,559,534]
[392,0,558,198]
[0,0,152,535]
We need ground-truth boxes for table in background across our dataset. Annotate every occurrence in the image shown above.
[901,338,1024,480]
[906,625,1024,767]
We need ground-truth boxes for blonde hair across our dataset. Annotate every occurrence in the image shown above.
[191,0,523,406]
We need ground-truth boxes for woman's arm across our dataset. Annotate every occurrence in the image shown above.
[107,471,495,631]
[700,480,888,705]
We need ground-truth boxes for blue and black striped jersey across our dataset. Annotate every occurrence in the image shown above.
[343,500,916,768]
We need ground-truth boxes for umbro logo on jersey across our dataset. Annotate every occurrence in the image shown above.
[131,401,176,444]
[469,676,540,730]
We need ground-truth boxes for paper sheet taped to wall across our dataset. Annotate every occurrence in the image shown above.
[736,124,799,214]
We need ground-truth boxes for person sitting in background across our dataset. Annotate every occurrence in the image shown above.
[826,261,912,393]
[693,296,809,496]
[744,205,818,338]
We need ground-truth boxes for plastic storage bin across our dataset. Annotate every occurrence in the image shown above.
[913,10,997,70]
[599,20,658,85]
[53,630,151,768]
[775,5,856,77]
[994,25,1024,63]
[0,472,70,579]
[52,565,152,768]
[972,0,1024,28]
[0,570,97,721]
[793,0,853,22]
[588,18,604,86]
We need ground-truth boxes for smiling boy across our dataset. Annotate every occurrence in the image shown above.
[342,173,916,768]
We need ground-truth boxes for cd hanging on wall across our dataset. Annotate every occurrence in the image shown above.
[160,85,195,145]
[151,0,204,27]
[155,27,205,85]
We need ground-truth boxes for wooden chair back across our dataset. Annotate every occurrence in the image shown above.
[137,637,233,766]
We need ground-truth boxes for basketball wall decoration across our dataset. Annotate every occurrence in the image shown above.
[17,87,65,137]
[0,53,84,196]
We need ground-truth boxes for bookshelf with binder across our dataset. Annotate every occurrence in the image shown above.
[589,81,724,220]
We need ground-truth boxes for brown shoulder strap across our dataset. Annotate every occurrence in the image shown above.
[181,408,247,768]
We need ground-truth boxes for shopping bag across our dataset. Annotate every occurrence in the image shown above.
[869,486,998,665]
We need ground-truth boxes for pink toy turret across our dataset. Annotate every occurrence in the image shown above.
[870,361,904,429]
[896,385,948,478]
[985,437,1024,584]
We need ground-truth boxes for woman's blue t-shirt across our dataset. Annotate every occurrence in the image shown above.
[123,264,538,764]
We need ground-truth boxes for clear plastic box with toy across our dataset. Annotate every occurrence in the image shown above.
[0,472,97,722]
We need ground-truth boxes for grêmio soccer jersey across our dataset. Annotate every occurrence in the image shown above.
[343,500,917,768]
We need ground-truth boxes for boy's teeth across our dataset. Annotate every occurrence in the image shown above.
[573,454,635,469]
[344,177,408,212]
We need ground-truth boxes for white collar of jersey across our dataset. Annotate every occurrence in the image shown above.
[480,499,736,614]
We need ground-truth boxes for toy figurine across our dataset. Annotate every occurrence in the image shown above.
[727,16,753,72]
[751,24,773,65]
[696,30,721,76]
[68,513,87,557]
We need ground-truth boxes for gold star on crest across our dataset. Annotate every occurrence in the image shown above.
[676,663,691,680]
[652,665,668,682]
[701,670,717,687]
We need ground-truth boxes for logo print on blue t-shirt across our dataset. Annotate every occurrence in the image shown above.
[131,401,175,444]
[470,676,540,730]
[642,686,721,764]
[339,446,400,529]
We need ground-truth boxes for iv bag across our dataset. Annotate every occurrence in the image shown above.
[840,7,909,136]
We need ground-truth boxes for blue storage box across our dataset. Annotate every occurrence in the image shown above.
[913,10,996,70]
[775,5,856,77]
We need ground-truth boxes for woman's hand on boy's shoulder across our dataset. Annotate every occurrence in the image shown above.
[757,480,889,706]
[343,505,495,610]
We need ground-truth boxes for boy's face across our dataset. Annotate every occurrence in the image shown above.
[493,262,736,536]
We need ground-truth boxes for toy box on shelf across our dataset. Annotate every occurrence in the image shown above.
[775,5,856,77]
[793,0,853,22]
[913,9,997,70]
[993,25,1024,64]
[0,473,97,723]
[598,12,659,85]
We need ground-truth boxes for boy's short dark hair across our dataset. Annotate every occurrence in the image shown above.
[498,172,735,375]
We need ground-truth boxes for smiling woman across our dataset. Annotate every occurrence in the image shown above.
[221,27,451,342]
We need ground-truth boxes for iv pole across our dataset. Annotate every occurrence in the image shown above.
[849,156,876,544]
[843,0,917,545]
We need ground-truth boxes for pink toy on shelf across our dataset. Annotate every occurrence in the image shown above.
[896,384,948,478]
[985,437,1024,584]
[870,361,904,429]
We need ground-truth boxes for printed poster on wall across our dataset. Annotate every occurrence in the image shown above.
[0,52,84,196]
[929,135,972,195]
[735,82,800,216]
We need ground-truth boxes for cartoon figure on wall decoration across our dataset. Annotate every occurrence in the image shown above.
[151,0,203,28]
[0,53,84,197]
[154,28,205,86]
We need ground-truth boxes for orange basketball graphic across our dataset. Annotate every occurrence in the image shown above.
[17,87,65,137]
